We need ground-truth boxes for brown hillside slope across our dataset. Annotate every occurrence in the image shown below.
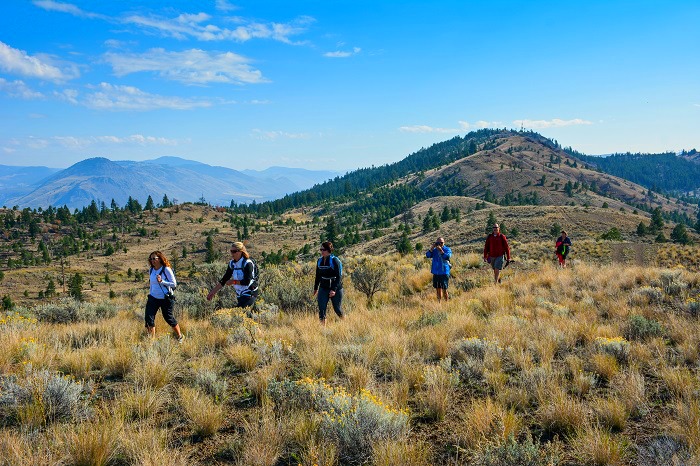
[419,134,695,216]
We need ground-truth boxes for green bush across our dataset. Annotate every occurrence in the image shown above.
[624,315,662,341]
[472,434,559,466]
[259,264,314,314]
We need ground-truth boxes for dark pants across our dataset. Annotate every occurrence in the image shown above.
[317,288,343,320]
[145,295,177,328]
[235,293,258,308]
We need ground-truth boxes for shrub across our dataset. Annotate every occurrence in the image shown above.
[416,364,459,421]
[472,434,559,466]
[636,436,691,466]
[0,369,92,426]
[410,310,447,329]
[659,270,687,297]
[624,315,662,341]
[594,337,630,363]
[259,264,314,314]
[629,287,663,306]
[599,227,623,241]
[350,257,388,306]
[268,378,409,464]
[32,298,117,324]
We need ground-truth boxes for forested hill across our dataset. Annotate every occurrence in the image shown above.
[236,129,560,215]
[573,150,700,194]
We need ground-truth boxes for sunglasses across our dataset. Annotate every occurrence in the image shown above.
[319,248,328,252]
[149,256,159,261]
[230,249,240,253]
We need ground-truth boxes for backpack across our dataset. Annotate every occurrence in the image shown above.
[318,254,342,277]
[230,257,259,287]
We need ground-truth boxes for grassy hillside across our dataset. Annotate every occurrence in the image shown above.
[2,254,700,464]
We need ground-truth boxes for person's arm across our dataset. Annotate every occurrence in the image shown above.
[483,237,490,260]
[503,235,511,260]
[313,262,321,293]
[208,265,232,300]
[331,257,342,292]
[441,246,452,260]
[426,249,433,258]
[161,267,176,288]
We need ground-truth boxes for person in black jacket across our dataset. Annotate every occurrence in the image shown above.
[207,242,259,308]
[313,241,344,326]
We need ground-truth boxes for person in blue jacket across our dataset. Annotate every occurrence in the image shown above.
[426,236,452,301]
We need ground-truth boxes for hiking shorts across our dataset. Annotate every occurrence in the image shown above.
[489,256,506,270]
[145,294,177,328]
[432,274,449,289]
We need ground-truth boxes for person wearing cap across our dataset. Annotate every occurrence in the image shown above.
[483,224,510,284]
[207,241,260,308]
[426,236,452,301]
[313,241,344,326]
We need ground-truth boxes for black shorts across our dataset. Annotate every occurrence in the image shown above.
[432,274,449,289]
[145,294,177,327]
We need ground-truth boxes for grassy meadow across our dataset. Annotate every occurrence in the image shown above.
[1,247,700,465]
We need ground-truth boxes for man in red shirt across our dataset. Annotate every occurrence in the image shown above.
[483,223,511,284]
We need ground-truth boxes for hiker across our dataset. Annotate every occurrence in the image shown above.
[483,224,511,284]
[313,241,344,326]
[426,236,452,301]
[207,241,259,308]
[146,251,183,341]
[555,230,572,268]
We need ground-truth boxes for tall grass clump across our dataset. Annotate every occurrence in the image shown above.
[178,386,225,438]
[471,433,560,466]
[269,377,409,464]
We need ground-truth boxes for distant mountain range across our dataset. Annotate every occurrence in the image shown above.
[0,157,340,209]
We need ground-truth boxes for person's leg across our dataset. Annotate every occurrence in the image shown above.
[330,289,344,319]
[433,275,441,301]
[442,276,449,300]
[144,295,158,337]
[317,288,330,325]
[237,294,257,308]
[161,298,182,339]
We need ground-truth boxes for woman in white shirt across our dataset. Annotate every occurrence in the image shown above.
[207,242,259,308]
[146,251,183,341]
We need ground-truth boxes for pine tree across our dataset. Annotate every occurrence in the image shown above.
[205,235,217,263]
[650,207,664,232]
[396,231,411,255]
[145,195,155,210]
[69,273,83,301]
[324,216,338,244]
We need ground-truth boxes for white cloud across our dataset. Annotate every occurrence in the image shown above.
[694,103,700,108]
[32,0,105,19]
[251,129,309,140]
[123,12,314,44]
[0,78,44,99]
[0,41,78,81]
[324,47,361,58]
[52,134,181,149]
[399,120,498,134]
[104,48,266,85]
[513,118,593,129]
[57,83,212,111]
[2,147,17,154]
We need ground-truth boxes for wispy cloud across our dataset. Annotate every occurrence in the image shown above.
[52,134,182,149]
[513,118,592,129]
[399,120,500,134]
[0,41,79,81]
[251,129,309,140]
[694,104,700,108]
[124,12,314,44]
[32,0,105,19]
[104,48,266,85]
[324,47,361,58]
[56,82,212,111]
[0,78,44,99]
[215,0,238,12]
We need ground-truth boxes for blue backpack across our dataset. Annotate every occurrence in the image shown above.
[318,254,342,276]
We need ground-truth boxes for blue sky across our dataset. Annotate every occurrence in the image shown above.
[0,1,698,171]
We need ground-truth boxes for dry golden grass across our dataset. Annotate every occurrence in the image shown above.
[3,250,700,464]
[61,415,123,466]
[178,386,225,437]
